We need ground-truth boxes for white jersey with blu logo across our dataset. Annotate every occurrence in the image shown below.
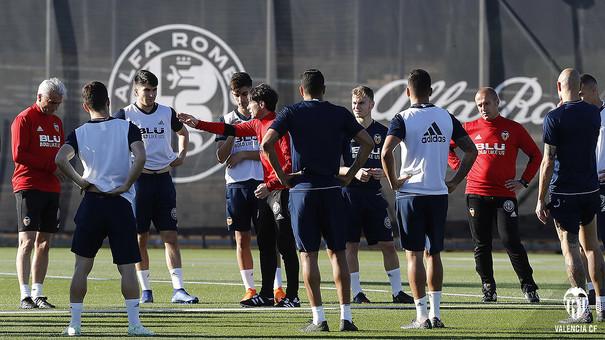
[388,104,466,195]
[219,110,263,184]
[70,118,138,203]
[118,103,177,170]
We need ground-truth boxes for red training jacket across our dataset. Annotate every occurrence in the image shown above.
[196,111,292,191]
[11,103,64,193]
[449,115,541,198]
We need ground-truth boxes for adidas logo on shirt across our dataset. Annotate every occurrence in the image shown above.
[475,134,482,140]
[37,126,44,132]
[421,122,446,143]
[158,120,165,125]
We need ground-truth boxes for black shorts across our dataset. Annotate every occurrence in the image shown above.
[225,180,264,232]
[548,192,600,234]
[395,193,448,254]
[342,188,393,245]
[15,190,60,233]
[134,172,178,233]
[267,189,290,221]
[71,192,141,265]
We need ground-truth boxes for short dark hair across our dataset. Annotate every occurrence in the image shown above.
[301,69,325,97]
[408,69,432,98]
[580,73,598,87]
[82,81,108,111]
[352,85,374,101]
[249,84,279,111]
[134,70,158,87]
[230,72,252,90]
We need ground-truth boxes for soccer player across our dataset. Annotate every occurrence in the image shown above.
[448,87,541,303]
[340,86,413,305]
[114,70,197,304]
[579,74,605,304]
[536,68,605,323]
[261,69,374,332]
[382,69,477,329]
[55,81,153,336]
[12,78,65,309]
[214,73,278,306]
[178,83,300,307]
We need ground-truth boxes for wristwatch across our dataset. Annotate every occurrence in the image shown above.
[518,178,529,188]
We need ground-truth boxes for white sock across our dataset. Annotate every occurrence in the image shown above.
[274,267,283,290]
[136,270,152,291]
[597,296,605,313]
[311,305,325,325]
[20,284,31,300]
[350,272,362,296]
[428,291,442,319]
[125,299,141,326]
[587,282,594,291]
[31,283,43,299]
[169,268,184,290]
[386,268,403,295]
[340,304,352,321]
[70,303,83,328]
[414,296,429,322]
[240,269,255,290]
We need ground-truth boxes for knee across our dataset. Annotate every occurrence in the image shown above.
[18,238,34,254]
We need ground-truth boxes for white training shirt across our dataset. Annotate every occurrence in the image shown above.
[595,103,605,173]
[116,103,180,170]
[217,110,263,184]
[66,118,140,203]
[387,104,466,195]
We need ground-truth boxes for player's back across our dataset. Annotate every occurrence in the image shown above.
[544,100,600,194]
[275,100,360,188]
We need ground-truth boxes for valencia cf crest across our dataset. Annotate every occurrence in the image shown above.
[374,134,382,145]
[501,131,510,141]
[503,200,515,213]
[469,208,475,217]
[226,217,233,226]
[53,122,60,132]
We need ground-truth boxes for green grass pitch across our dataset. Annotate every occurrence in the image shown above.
[0,247,602,338]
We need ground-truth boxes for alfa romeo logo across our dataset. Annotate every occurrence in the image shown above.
[108,24,245,183]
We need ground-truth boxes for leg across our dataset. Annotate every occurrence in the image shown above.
[235,231,253,271]
[135,232,150,271]
[467,196,496,287]
[31,232,53,286]
[378,241,399,271]
[255,209,278,299]
[276,217,299,298]
[327,248,350,305]
[300,251,322,306]
[70,255,94,303]
[160,230,182,270]
[117,263,140,300]
[345,242,360,274]
[579,217,605,297]
[346,242,365,301]
[555,222,587,289]
[406,250,426,299]
[16,231,36,299]
[496,200,537,292]
[426,251,443,292]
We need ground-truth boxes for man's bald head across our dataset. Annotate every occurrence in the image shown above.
[474,87,500,120]
[557,68,581,102]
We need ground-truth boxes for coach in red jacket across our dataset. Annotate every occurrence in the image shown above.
[11,78,66,309]
[449,87,541,304]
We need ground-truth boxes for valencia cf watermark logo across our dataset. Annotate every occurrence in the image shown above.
[373,134,382,145]
[108,24,246,184]
[501,131,510,141]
